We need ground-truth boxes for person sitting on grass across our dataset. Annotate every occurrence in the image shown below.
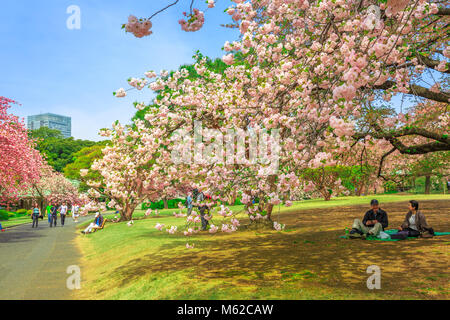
[0,222,4,232]
[391,200,434,240]
[82,212,104,234]
[349,199,388,239]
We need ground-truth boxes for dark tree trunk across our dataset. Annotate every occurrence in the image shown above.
[163,198,168,209]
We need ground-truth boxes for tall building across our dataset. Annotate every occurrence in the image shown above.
[27,113,72,138]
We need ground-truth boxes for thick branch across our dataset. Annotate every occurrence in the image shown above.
[417,55,450,74]
[354,125,450,155]
[436,7,450,16]
[373,80,450,103]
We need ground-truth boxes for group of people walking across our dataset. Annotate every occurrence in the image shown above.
[31,202,80,228]
[348,199,435,239]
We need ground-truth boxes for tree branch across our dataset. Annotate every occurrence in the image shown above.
[373,80,450,103]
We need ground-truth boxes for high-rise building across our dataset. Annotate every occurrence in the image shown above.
[27,113,72,138]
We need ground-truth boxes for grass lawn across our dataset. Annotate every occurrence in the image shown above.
[76,194,450,300]
[1,215,32,228]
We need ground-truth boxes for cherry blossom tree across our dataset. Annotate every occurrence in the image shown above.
[111,0,449,235]
[27,164,82,211]
[80,111,193,221]
[0,96,44,204]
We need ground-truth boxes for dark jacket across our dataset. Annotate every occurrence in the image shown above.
[50,206,58,215]
[95,215,104,226]
[362,209,388,230]
[401,210,431,233]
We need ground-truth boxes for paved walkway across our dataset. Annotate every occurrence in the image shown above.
[0,215,90,300]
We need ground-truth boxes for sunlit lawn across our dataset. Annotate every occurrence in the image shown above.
[1,215,32,228]
[75,194,450,300]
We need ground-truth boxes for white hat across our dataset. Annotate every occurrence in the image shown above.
[95,212,99,217]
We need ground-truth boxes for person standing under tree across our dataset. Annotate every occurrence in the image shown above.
[50,202,58,227]
[194,189,209,231]
[59,202,68,226]
[186,192,193,216]
[31,203,40,228]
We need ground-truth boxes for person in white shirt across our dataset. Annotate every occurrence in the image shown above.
[59,203,68,226]
[72,204,80,222]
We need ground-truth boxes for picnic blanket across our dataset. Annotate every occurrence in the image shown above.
[340,229,450,241]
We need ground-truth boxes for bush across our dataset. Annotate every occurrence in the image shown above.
[142,198,187,210]
[0,210,15,221]
[27,210,33,216]
[16,209,28,215]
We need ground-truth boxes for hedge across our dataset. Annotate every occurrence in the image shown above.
[142,198,186,210]
[0,210,15,221]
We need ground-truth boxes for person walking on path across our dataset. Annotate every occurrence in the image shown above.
[59,202,68,227]
[46,203,52,224]
[31,203,41,228]
[72,203,80,222]
[50,202,58,227]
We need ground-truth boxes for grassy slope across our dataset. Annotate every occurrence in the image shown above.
[75,194,450,300]
[1,215,33,228]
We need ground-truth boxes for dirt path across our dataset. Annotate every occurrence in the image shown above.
[0,215,90,300]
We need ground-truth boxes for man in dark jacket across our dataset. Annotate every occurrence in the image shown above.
[349,199,388,238]
[50,202,58,227]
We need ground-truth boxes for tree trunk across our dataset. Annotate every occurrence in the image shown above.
[266,203,274,221]
[321,188,331,201]
[120,203,137,221]
[356,186,363,196]
[163,198,168,209]
[425,175,431,194]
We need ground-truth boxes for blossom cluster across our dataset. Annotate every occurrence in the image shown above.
[124,15,152,38]
[179,9,205,32]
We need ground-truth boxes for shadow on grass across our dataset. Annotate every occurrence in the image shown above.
[97,200,450,299]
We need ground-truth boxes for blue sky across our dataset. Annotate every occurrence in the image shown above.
[0,0,239,140]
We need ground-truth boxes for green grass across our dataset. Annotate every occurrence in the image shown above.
[76,194,450,300]
[1,215,33,228]
[279,193,450,212]
[80,193,450,227]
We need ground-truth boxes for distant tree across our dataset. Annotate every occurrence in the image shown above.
[63,143,107,192]
[28,126,64,140]
[29,127,97,172]
[301,166,349,201]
